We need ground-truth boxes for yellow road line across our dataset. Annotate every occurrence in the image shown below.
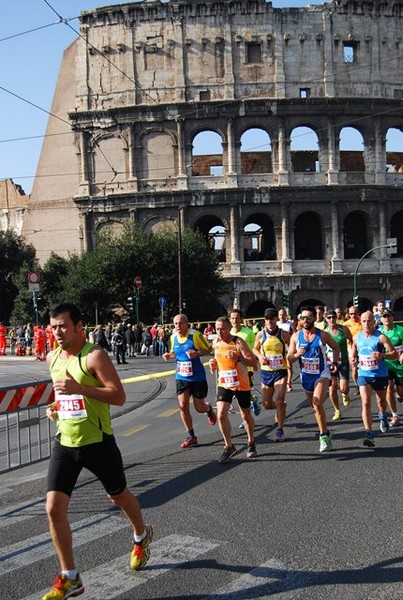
[121,362,210,384]
[157,408,179,417]
[121,423,150,436]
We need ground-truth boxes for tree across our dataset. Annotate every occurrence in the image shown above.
[0,231,36,323]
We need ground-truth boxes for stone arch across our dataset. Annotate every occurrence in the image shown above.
[294,211,323,259]
[95,218,125,238]
[91,132,128,184]
[140,129,177,180]
[194,214,227,261]
[290,126,320,173]
[343,210,368,259]
[242,212,276,261]
[240,127,272,174]
[385,127,403,172]
[295,298,325,315]
[391,210,403,257]
[339,126,364,172]
[245,299,276,319]
[191,130,224,176]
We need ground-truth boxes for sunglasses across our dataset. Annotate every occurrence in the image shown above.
[300,315,314,320]
[327,315,336,319]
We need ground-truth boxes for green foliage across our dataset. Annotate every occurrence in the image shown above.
[0,231,36,323]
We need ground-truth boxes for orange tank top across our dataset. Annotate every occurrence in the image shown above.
[214,337,250,391]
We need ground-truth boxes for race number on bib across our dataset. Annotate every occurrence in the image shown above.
[55,392,87,419]
[218,369,240,388]
[301,357,320,375]
[266,354,283,369]
[359,357,378,371]
[177,360,193,377]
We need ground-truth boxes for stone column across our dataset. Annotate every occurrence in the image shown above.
[176,118,188,189]
[281,202,293,273]
[277,123,289,186]
[327,120,339,185]
[230,204,241,274]
[374,120,386,185]
[127,127,139,191]
[226,118,238,187]
[379,202,390,272]
[331,201,343,273]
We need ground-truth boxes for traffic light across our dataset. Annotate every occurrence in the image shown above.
[282,292,289,309]
[353,295,359,307]
[127,296,134,312]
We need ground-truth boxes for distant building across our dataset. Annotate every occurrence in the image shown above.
[0,179,27,236]
[23,0,403,314]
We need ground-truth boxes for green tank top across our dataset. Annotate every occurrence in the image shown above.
[325,325,348,364]
[50,342,113,447]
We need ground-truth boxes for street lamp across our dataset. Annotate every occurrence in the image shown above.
[353,238,397,307]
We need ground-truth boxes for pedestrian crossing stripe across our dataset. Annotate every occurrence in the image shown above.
[19,534,220,600]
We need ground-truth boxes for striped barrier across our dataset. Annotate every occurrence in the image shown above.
[0,380,54,413]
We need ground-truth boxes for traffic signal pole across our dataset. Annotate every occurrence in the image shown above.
[353,241,397,308]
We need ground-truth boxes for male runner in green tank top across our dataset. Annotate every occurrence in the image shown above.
[43,302,152,600]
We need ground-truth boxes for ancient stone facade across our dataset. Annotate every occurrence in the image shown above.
[23,0,403,315]
[0,180,27,236]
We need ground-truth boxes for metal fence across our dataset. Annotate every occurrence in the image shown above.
[0,403,54,473]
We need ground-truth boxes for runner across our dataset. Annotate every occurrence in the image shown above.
[43,302,152,600]
[324,309,353,421]
[277,307,294,391]
[229,308,260,426]
[344,306,362,392]
[350,310,397,447]
[253,307,290,441]
[287,306,340,453]
[162,313,216,448]
[378,308,403,427]
[209,316,258,463]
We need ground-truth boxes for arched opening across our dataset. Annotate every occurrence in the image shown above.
[296,298,325,315]
[339,127,364,172]
[346,297,373,313]
[385,127,403,172]
[290,126,319,173]
[392,296,403,320]
[242,213,276,261]
[245,299,276,319]
[240,128,272,174]
[343,211,368,259]
[294,212,323,259]
[391,210,403,257]
[191,131,223,176]
[195,215,227,262]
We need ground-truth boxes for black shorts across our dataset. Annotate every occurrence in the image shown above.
[217,387,252,409]
[47,435,127,497]
[388,370,403,386]
[176,379,208,399]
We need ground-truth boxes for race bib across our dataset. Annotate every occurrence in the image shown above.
[360,357,378,371]
[177,360,193,377]
[218,369,240,388]
[266,354,283,369]
[55,392,87,419]
[301,357,320,374]
[395,344,403,355]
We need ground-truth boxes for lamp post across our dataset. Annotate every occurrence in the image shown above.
[178,208,183,312]
[353,239,397,307]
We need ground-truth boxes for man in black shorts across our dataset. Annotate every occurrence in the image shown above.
[162,314,216,448]
[43,302,152,600]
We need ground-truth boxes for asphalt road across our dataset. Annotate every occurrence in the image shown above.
[0,354,402,599]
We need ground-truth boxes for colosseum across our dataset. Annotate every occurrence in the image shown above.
[22,0,403,316]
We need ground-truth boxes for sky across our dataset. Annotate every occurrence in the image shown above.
[0,0,330,195]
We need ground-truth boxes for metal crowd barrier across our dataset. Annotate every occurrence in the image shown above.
[0,380,54,473]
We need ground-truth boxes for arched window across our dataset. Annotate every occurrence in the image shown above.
[385,128,403,172]
[290,126,319,173]
[240,128,272,174]
[343,211,368,259]
[195,215,226,261]
[339,127,364,172]
[294,212,323,259]
[242,213,276,261]
[192,131,223,176]
[391,210,403,257]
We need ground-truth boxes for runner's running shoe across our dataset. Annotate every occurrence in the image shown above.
[389,415,400,428]
[251,399,261,416]
[379,415,389,434]
[180,436,198,448]
[274,428,285,442]
[342,393,351,406]
[218,445,237,464]
[319,433,333,453]
[206,404,217,426]
[130,524,153,571]
[246,442,257,458]
[287,383,293,392]
[42,573,84,600]
[332,409,342,421]
[363,431,375,447]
